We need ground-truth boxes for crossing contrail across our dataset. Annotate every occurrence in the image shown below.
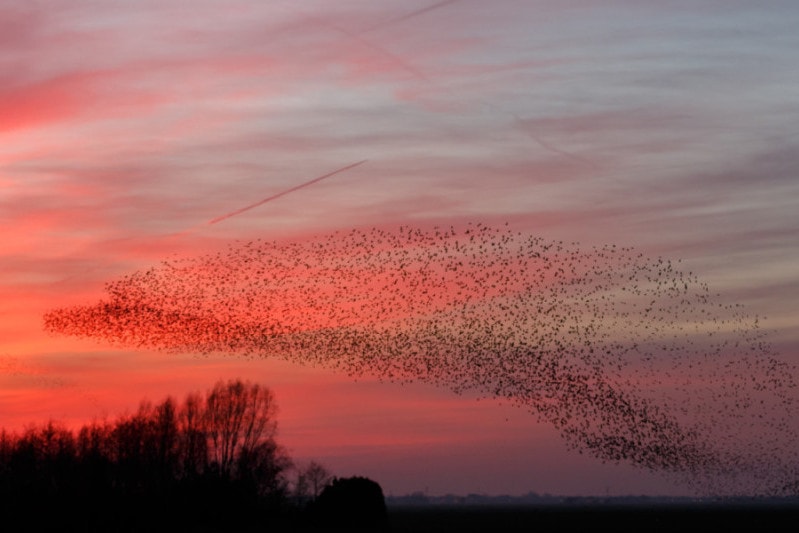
[208,160,368,225]
[361,0,462,33]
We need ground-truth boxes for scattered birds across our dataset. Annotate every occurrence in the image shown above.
[43,223,798,495]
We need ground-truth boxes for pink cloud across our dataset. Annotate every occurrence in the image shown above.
[0,74,92,132]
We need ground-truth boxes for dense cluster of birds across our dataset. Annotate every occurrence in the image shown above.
[44,223,798,495]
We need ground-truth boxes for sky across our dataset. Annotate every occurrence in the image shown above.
[2,0,798,496]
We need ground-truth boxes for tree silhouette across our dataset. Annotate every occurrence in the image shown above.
[305,461,333,499]
[0,379,295,531]
[0,381,399,531]
[294,460,333,505]
[204,379,280,478]
[178,391,207,477]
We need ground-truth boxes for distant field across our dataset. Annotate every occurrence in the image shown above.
[386,504,799,532]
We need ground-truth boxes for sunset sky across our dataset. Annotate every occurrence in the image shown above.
[2,0,798,496]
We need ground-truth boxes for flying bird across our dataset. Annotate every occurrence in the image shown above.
[43,223,799,495]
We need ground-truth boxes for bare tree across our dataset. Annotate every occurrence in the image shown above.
[178,391,207,477]
[151,397,180,480]
[294,460,332,503]
[305,461,332,499]
[204,379,279,477]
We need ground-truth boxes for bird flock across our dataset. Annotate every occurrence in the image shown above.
[44,223,798,495]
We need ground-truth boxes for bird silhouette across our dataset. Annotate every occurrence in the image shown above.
[43,223,798,495]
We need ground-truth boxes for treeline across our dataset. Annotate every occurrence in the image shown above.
[0,380,312,531]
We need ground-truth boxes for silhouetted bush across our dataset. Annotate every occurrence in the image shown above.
[313,476,388,530]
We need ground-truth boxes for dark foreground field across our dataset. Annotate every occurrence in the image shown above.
[386,503,799,533]
[5,501,797,532]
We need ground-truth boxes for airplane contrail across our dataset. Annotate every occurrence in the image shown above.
[361,0,462,33]
[208,159,368,225]
[53,160,369,285]
[510,113,597,168]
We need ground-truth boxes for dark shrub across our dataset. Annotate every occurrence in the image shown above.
[313,476,388,530]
